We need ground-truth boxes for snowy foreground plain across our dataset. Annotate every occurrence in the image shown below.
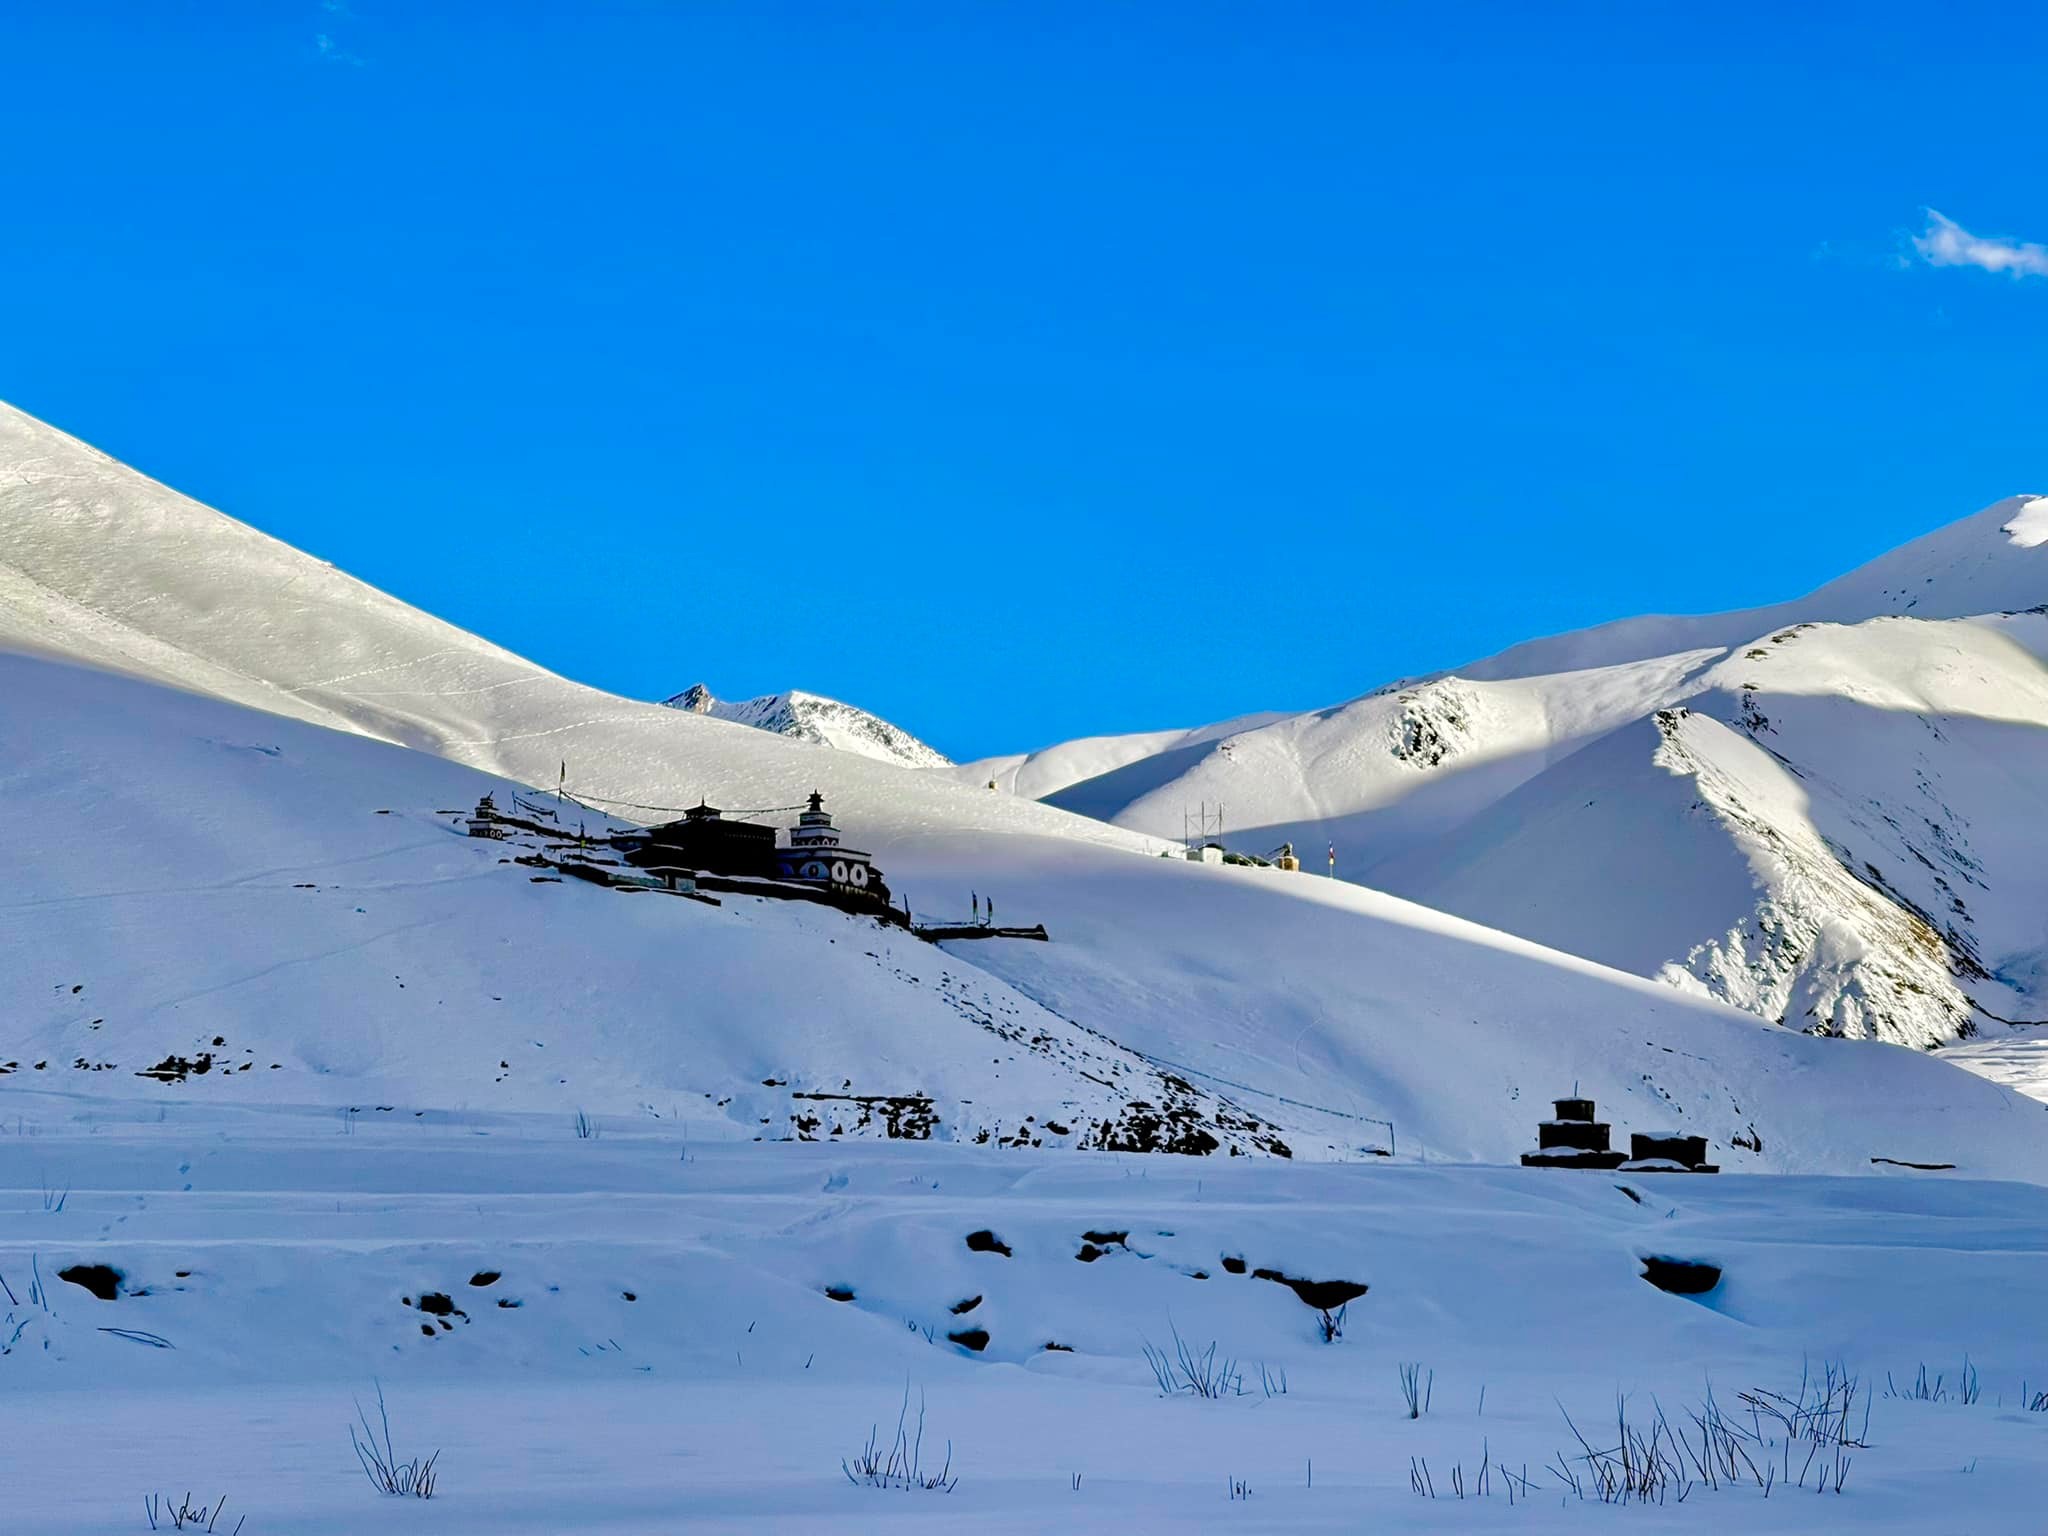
[7,1103,2048,1535]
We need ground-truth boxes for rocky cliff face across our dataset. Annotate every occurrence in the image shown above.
[1645,706,1975,1049]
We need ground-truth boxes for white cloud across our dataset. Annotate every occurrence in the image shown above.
[316,32,364,65]
[1912,209,2048,279]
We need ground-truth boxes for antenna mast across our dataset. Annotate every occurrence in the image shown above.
[1182,801,1225,855]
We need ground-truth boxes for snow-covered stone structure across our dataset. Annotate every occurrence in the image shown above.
[778,790,889,905]
[1520,1096,1627,1170]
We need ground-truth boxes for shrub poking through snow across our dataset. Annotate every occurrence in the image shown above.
[1885,1357,1980,1404]
[1399,1361,1434,1418]
[1142,1321,1246,1399]
[1411,1448,1531,1503]
[842,1386,957,1492]
[349,1381,440,1499]
[0,1266,40,1356]
[1556,1381,1855,1503]
[1737,1359,1870,1449]
[141,1492,239,1532]
[1412,1374,1862,1506]
[143,1491,243,1532]
[1553,1396,1697,1504]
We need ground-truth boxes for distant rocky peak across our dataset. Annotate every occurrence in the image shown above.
[668,682,717,714]
[659,684,951,770]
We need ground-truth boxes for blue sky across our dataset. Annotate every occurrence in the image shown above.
[4,3,2044,760]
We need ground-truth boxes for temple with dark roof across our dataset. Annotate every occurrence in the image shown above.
[619,800,779,880]
[612,791,892,912]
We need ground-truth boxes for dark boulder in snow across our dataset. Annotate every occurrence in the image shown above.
[1640,1256,1722,1295]
[57,1263,122,1301]
[1251,1269,1369,1312]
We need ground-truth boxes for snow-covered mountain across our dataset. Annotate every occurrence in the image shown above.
[965,496,2048,1057]
[0,400,1123,858]
[1380,616,2048,1049]
[1457,493,2048,684]
[15,396,2048,1534]
[663,682,951,769]
[4,397,2039,1171]
[951,711,1292,800]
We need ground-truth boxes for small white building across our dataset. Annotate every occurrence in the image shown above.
[466,793,506,839]
[778,790,882,893]
[1184,842,1225,865]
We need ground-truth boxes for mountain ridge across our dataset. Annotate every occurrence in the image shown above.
[8,397,2041,1165]
[956,494,2048,1060]
[662,682,951,769]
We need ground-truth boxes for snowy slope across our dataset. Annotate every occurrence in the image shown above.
[7,636,2045,1175]
[1378,617,2048,1048]
[663,683,952,769]
[0,651,1293,1154]
[1001,494,2048,856]
[949,711,1290,800]
[969,494,2048,1055]
[1457,492,2048,682]
[1377,704,1975,1047]
[1037,650,1719,863]
[0,401,1166,859]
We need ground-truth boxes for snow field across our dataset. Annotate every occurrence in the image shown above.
[11,646,2045,1176]
[2,1115,2046,1532]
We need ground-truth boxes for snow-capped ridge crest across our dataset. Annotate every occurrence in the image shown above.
[2002,495,2048,550]
[659,683,951,769]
